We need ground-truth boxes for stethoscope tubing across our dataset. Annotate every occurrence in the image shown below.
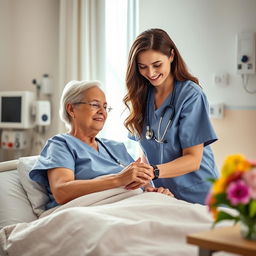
[96,138,126,167]
[146,83,176,143]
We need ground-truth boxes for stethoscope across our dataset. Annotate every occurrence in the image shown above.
[145,83,176,144]
[96,138,126,168]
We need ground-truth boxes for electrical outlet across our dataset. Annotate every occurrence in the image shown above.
[209,103,224,119]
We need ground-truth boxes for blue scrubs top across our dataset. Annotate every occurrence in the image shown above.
[130,80,218,204]
[29,134,134,209]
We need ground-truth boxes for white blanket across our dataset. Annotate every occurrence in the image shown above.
[0,188,236,256]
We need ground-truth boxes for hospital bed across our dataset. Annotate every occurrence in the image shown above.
[0,156,238,256]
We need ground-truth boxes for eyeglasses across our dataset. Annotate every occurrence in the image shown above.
[73,101,113,113]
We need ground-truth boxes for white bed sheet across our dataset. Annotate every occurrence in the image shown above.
[0,187,239,256]
[0,158,239,256]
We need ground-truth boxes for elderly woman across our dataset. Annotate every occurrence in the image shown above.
[30,80,171,210]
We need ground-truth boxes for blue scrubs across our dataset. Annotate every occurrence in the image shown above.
[29,134,134,209]
[131,80,218,204]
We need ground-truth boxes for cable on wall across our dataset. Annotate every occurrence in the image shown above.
[241,74,256,94]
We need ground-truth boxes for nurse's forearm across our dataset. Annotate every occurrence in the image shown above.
[157,144,203,178]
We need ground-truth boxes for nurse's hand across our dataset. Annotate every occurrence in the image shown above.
[117,158,153,189]
[145,186,174,197]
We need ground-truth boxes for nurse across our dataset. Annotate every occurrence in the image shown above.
[123,28,218,204]
[30,80,172,210]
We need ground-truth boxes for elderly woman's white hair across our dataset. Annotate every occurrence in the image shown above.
[59,80,102,131]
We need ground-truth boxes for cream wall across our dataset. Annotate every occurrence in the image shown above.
[212,109,256,168]
[0,0,60,160]
[139,0,256,169]
[0,0,255,165]
[0,0,11,85]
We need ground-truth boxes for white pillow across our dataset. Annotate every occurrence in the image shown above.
[0,170,37,228]
[17,155,49,216]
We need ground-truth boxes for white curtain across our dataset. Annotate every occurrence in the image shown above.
[58,0,104,132]
[101,0,139,148]
[57,0,138,135]
[127,0,139,51]
[81,0,105,81]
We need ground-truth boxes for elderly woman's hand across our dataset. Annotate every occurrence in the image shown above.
[117,159,153,190]
[145,186,174,197]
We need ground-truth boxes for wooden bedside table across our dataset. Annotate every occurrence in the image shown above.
[187,225,256,256]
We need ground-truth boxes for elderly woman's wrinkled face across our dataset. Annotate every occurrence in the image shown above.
[72,87,108,135]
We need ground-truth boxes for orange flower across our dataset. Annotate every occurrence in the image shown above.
[205,192,218,220]
[211,208,219,221]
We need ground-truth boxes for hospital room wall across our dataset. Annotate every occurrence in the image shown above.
[139,0,256,169]
[0,0,60,160]
[0,0,256,167]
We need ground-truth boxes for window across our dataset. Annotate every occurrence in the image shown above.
[102,0,139,158]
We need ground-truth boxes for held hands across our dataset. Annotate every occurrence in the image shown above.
[117,159,174,197]
[118,158,154,190]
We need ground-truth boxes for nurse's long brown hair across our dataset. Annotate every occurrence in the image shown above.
[123,28,199,137]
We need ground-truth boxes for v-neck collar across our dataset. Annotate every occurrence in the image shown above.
[148,82,176,117]
[65,133,100,153]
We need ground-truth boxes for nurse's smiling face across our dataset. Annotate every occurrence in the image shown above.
[137,49,174,88]
[72,87,108,136]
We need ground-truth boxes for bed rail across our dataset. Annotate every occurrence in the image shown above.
[0,159,18,172]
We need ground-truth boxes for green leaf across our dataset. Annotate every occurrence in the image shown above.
[213,210,239,227]
[214,193,230,206]
[249,200,256,218]
[207,178,217,183]
[237,204,247,215]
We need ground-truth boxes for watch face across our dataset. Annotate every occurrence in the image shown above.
[153,167,159,180]
[151,165,159,180]
[154,169,159,178]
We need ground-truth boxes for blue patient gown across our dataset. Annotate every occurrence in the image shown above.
[29,134,134,209]
[131,80,218,204]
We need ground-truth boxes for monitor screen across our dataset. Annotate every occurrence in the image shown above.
[0,91,35,128]
[1,97,22,123]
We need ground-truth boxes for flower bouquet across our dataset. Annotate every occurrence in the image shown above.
[206,154,256,240]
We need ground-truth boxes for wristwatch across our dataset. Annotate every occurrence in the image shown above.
[151,165,160,180]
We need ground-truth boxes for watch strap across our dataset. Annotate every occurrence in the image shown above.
[151,164,160,180]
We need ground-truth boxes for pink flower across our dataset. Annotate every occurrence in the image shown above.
[248,159,256,166]
[243,168,256,199]
[226,180,251,205]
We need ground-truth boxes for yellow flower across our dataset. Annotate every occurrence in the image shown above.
[212,176,226,194]
[221,154,249,178]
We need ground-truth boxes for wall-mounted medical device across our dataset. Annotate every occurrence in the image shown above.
[32,73,53,97]
[1,130,30,149]
[34,100,51,126]
[0,91,51,129]
[237,32,255,74]
[0,91,35,129]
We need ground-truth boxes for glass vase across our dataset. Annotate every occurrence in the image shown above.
[240,216,256,240]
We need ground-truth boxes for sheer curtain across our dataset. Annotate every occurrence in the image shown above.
[102,0,139,157]
[58,0,105,132]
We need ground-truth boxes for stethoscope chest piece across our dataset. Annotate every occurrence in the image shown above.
[145,126,154,140]
[145,84,176,144]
